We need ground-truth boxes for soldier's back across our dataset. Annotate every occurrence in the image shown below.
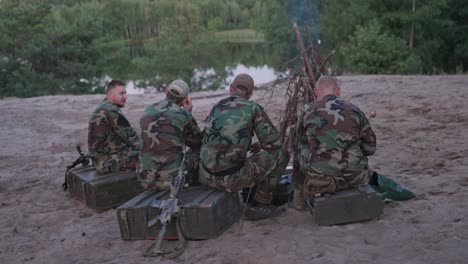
[201,95,260,172]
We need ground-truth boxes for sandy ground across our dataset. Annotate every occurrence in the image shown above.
[0,75,467,264]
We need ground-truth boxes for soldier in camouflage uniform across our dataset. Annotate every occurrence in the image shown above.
[294,75,376,207]
[138,80,203,190]
[88,80,140,174]
[199,74,290,221]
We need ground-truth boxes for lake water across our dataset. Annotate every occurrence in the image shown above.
[126,64,278,94]
[227,64,278,87]
[124,42,286,94]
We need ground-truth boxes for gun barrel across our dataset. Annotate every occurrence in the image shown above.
[75,144,83,154]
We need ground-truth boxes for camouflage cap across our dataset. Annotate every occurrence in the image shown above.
[167,80,190,98]
[231,74,254,94]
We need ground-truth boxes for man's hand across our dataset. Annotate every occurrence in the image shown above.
[182,97,193,112]
[249,142,261,154]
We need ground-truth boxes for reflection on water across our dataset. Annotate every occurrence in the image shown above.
[225,64,278,89]
[124,42,287,94]
[126,81,146,94]
[126,64,279,94]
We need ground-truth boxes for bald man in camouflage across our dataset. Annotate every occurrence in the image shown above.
[293,75,376,209]
[199,74,290,221]
[138,80,203,190]
[88,80,140,174]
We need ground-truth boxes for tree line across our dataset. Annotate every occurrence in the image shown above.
[0,0,466,97]
[318,0,467,74]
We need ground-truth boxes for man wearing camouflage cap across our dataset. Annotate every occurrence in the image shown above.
[199,73,290,221]
[293,75,376,209]
[88,79,141,174]
[138,80,203,190]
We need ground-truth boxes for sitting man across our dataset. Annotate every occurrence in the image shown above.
[88,79,140,174]
[199,73,290,221]
[293,75,376,209]
[138,80,203,190]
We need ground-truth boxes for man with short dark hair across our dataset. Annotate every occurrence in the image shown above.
[199,73,290,221]
[293,75,376,208]
[138,80,203,190]
[88,80,140,174]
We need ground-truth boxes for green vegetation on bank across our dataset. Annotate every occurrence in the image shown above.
[0,0,466,97]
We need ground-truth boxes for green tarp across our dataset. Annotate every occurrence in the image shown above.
[369,172,416,201]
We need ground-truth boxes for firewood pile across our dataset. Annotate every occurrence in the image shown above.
[279,23,335,148]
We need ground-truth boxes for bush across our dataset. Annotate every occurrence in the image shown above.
[342,20,408,74]
[404,53,423,74]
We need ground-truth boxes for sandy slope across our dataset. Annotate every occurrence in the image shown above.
[0,75,467,264]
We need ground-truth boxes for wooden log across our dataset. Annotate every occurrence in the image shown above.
[293,23,316,94]
[280,76,301,143]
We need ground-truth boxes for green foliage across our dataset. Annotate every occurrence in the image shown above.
[213,29,264,43]
[1,0,467,97]
[319,0,464,74]
[254,0,296,59]
[318,0,375,68]
[404,53,423,74]
[342,21,407,74]
[441,0,468,72]
[0,0,104,97]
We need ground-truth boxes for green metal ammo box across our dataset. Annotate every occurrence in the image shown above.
[307,185,384,226]
[66,164,143,212]
[116,186,241,241]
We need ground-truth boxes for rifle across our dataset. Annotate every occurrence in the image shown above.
[144,147,187,258]
[63,145,90,191]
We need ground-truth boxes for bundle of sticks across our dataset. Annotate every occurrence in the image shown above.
[279,23,335,148]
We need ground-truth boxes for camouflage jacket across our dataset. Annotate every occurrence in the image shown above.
[297,95,376,177]
[200,94,281,173]
[88,99,140,162]
[139,98,203,179]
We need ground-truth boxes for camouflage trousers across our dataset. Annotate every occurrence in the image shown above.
[293,158,371,197]
[138,148,200,191]
[199,147,290,204]
[92,150,138,175]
